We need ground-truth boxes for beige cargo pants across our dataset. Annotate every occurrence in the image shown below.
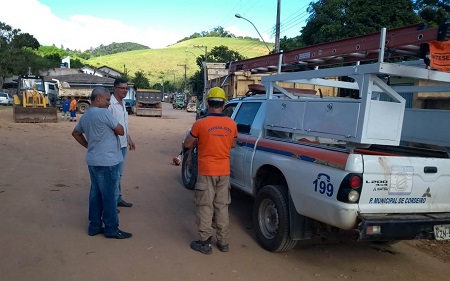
[194,175,231,245]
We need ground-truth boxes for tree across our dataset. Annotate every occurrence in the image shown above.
[280,35,303,52]
[70,58,84,69]
[0,22,43,83]
[37,46,68,63]
[277,0,449,52]
[177,26,236,43]
[11,33,40,49]
[278,0,449,52]
[209,26,235,38]
[89,42,150,57]
[413,0,450,26]
[299,0,420,47]
[189,70,204,97]
[413,0,450,12]
[131,70,150,89]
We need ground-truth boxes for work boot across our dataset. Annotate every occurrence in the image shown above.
[190,237,212,255]
[217,242,229,252]
[104,229,132,239]
[118,200,133,207]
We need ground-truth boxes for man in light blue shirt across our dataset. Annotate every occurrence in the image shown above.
[72,86,132,239]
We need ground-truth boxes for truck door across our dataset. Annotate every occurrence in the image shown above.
[230,102,263,191]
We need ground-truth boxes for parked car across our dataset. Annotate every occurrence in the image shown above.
[186,102,196,112]
[0,92,12,105]
[196,101,207,120]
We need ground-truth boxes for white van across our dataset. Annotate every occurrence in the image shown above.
[0,92,12,105]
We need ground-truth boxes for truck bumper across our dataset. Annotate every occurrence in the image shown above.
[358,213,450,241]
[136,108,162,117]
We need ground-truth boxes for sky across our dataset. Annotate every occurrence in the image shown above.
[1,0,312,51]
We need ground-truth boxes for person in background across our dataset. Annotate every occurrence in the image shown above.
[61,96,71,121]
[71,86,132,239]
[183,87,237,255]
[109,78,135,209]
[69,96,77,122]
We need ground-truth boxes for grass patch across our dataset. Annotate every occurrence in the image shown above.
[86,37,273,85]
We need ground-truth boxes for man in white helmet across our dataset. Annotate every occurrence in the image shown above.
[184,87,237,255]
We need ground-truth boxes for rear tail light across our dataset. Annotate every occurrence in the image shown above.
[337,173,363,204]
[348,190,360,202]
[349,175,362,189]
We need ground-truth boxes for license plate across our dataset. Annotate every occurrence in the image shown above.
[434,224,450,240]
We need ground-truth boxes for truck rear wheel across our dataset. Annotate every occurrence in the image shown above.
[181,148,197,190]
[77,102,90,114]
[253,185,297,252]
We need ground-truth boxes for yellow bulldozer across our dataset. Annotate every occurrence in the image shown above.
[13,75,58,123]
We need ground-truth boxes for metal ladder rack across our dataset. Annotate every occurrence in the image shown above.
[229,24,448,74]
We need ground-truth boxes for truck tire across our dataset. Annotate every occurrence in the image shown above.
[181,148,197,190]
[77,102,90,114]
[253,185,297,252]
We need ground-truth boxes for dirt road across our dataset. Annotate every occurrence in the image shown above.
[0,103,449,281]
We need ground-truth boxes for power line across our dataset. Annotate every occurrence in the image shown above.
[262,3,311,39]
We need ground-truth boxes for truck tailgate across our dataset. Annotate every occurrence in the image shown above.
[358,155,450,213]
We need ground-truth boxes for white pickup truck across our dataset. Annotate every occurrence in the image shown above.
[181,59,450,252]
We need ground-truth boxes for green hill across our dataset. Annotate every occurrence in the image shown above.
[90,42,150,57]
[86,37,273,86]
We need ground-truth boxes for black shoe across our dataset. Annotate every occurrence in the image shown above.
[88,228,104,236]
[217,242,229,252]
[118,200,133,207]
[105,229,132,239]
[190,238,212,255]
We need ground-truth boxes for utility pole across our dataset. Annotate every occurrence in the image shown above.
[275,0,281,53]
[193,45,207,62]
[193,45,208,102]
[177,64,187,92]
[171,69,176,92]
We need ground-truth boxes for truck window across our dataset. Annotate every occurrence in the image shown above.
[234,102,262,127]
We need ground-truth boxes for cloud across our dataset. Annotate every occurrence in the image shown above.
[1,0,179,50]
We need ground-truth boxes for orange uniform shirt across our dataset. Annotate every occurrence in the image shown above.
[69,99,77,111]
[190,114,238,176]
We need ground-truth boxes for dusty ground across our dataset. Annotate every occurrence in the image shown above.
[0,103,449,281]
